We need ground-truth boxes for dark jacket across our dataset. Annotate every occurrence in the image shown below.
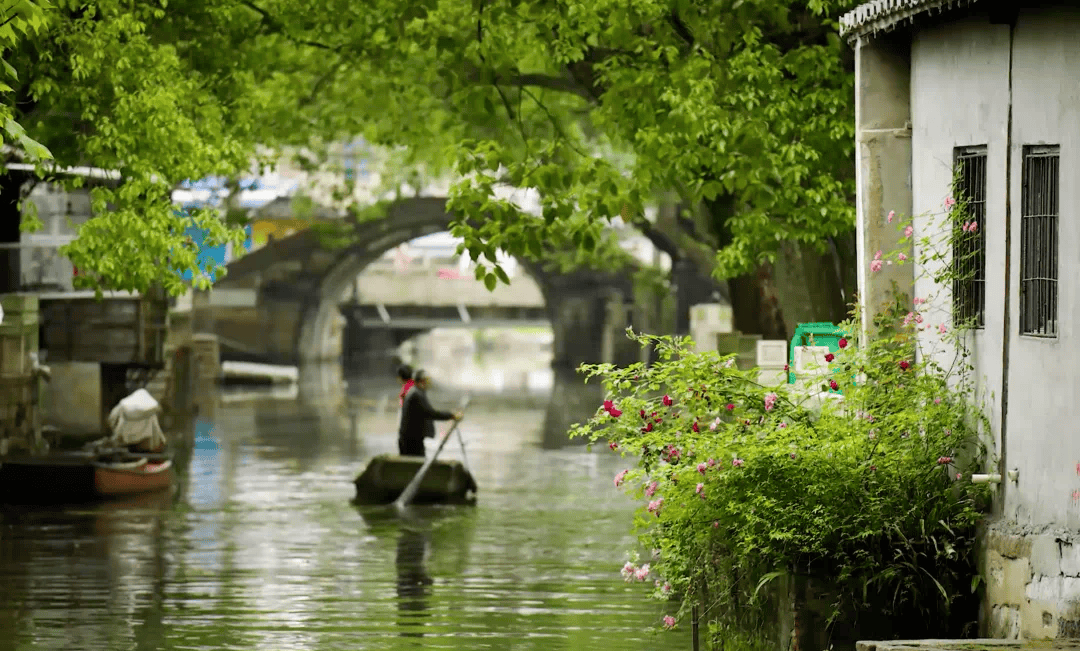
[398,386,454,456]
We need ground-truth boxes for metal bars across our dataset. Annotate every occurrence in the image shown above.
[1019,145,1060,337]
[952,146,987,328]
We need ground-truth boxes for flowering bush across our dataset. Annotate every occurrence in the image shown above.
[571,196,993,647]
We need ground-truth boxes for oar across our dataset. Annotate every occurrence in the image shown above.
[394,397,471,509]
[454,395,472,472]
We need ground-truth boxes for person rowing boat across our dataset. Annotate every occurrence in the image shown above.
[397,369,463,457]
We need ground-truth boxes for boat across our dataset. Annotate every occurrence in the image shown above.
[353,454,478,505]
[92,457,175,497]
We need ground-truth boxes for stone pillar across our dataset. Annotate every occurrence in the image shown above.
[854,33,915,336]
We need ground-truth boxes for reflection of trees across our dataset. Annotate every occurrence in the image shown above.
[395,525,432,637]
[542,370,604,450]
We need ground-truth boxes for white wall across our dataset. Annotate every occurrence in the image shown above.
[911,14,1011,490]
[911,7,1080,529]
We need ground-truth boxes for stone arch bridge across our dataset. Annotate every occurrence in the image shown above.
[201,197,673,373]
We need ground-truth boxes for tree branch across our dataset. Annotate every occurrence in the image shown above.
[237,1,338,51]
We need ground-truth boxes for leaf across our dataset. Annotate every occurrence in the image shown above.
[483,272,497,291]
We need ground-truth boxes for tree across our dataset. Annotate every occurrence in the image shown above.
[0,0,278,295]
[238,0,861,339]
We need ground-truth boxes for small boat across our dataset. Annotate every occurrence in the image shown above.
[353,454,478,505]
[92,457,175,497]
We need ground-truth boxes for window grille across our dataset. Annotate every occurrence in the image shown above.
[952,146,987,328]
[1019,145,1060,337]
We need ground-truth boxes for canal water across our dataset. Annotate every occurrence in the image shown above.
[0,344,690,650]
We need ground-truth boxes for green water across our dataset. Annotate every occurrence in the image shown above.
[0,383,687,650]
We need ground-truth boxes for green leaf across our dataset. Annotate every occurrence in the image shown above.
[483,272,497,291]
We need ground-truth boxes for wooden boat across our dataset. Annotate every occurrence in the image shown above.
[353,454,478,505]
[92,457,174,497]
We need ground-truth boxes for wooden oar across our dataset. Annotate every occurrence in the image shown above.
[394,397,471,509]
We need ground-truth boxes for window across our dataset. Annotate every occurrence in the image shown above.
[1019,145,1060,337]
[952,146,987,328]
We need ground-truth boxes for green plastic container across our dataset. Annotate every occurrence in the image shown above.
[787,322,851,392]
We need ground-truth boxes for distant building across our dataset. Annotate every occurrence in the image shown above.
[843,1,1080,641]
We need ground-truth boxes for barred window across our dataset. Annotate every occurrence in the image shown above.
[952,147,987,328]
[1019,145,1060,337]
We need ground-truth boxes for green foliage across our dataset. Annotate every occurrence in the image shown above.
[238,0,860,286]
[572,191,994,643]
[1,0,275,295]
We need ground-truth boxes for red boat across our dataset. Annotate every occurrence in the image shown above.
[92,458,175,497]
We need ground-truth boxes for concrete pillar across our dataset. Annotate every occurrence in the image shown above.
[854,33,915,336]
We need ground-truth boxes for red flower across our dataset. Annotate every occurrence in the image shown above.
[609,408,622,418]
[825,353,835,363]
[870,465,877,472]
[603,400,614,411]
[838,338,848,349]
[829,379,839,390]
[640,409,647,420]
[662,395,673,406]
[643,422,654,433]
[899,360,910,371]
[783,364,789,372]
[609,441,618,450]
[654,417,663,424]
[725,403,734,411]
[692,421,700,433]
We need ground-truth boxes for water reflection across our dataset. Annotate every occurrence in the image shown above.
[0,346,688,651]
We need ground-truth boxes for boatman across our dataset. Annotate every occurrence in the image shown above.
[398,369,462,457]
[397,364,415,407]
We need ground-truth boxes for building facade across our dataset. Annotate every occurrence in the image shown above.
[843,1,1080,640]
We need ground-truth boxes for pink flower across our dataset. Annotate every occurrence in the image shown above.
[609,440,619,451]
[647,497,664,516]
[732,458,744,468]
[712,521,719,529]
[621,562,636,579]
[968,221,978,232]
[870,259,883,273]
[938,323,947,334]
[898,252,907,262]
[764,393,778,411]
[945,196,956,209]
[887,210,896,223]
[934,397,941,404]
[645,481,659,497]
[904,225,914,238]
[913,297,924,305]
[663,615,676,629]
[635,564,650,581]
[661,582,672,593]
[790,452,797,459]
[710,417,721,431]
[874,250,882,261]
[662,394,673,406]
[956,472,962,480]
[937,456,953,465]
[695,482,705,495]
[614,469,629,487]
[697,462,707,475]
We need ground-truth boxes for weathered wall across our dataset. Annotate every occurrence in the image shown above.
[43,361,100,435]
[904,6,1080,640]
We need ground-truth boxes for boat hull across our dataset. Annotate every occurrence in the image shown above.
[93,460,174,497]
[353,454,478,505]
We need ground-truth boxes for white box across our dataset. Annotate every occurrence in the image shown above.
[756,340,788,368]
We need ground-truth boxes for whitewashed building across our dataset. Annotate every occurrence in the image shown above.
[843,0,1080,641]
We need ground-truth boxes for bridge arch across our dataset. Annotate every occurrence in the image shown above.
[297,197,555,363]
[218,197,642,372]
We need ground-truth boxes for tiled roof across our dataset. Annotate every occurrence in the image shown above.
[839,0,983,39]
